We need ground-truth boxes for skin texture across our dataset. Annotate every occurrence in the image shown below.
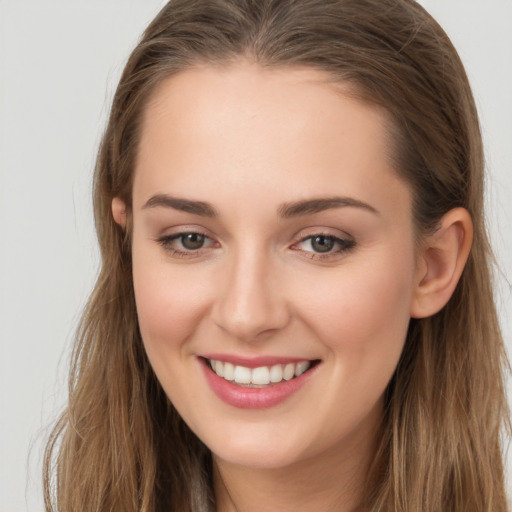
[112,62,473,512]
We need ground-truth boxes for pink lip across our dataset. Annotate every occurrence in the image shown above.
[199,357,319,409]
[200,353,311,368]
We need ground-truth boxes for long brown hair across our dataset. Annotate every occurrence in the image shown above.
[44,0,510,510]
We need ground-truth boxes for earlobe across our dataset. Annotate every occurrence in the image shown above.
[112,197,127,228]
[410,207,473,319]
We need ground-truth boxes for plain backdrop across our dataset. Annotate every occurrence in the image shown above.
[0,1,511,511]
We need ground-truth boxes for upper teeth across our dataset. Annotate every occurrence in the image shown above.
[209,360,311,386]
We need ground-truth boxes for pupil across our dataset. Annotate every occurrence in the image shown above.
[312,236,334,253]
[182,233,205,250]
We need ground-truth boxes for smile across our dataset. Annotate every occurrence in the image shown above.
[208,359,311,387]
[200,356,320,409]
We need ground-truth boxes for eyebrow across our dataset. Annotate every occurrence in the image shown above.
[278,197,379,218]
[142,194,379,218]
[143,194,218,217]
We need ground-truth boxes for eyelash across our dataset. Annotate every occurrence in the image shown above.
[157,231,356,260]
[157,232,218,258]
[291,233,356,260]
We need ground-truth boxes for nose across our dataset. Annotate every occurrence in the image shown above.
[211,248,290,342]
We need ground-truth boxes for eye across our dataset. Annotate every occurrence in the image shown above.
[292,233,355,259]
[157,231,217,257]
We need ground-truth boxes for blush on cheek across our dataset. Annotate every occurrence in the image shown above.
[302,260,413,366]
[132,256,214,355]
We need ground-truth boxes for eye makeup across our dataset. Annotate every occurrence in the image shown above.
[156,229,356,261]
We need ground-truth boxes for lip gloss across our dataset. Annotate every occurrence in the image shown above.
[199,358,317,409]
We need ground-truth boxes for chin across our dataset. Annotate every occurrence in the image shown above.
[203,425,317,470]
[213,445,300,470]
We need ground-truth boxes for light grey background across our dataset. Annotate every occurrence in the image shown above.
[0,1,511,511]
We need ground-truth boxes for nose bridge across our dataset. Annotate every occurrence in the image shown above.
[212,242,288,340]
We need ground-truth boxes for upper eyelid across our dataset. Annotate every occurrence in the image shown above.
[154,220,352,237]
[297,233,350,243]
[293,227,354,243]
[157,225,217,240]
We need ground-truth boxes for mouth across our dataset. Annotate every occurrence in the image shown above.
[199,355,321,409]
[201,357,320,388]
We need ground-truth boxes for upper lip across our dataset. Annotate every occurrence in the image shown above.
[199,353,317,368]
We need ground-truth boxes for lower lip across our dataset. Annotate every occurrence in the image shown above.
[200,359,317,409]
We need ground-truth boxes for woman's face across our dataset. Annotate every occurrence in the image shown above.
[129,62,421,470]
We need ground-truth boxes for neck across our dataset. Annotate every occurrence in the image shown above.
[213,417,381,512]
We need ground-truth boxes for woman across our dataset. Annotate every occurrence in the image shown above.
[44,0,510,510]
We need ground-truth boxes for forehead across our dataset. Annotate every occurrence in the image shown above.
[140,61,389,144]
[133,61,409,219]
[144,61,352,116]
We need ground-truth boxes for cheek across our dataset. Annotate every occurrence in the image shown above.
[131,246,211,354]
[296,249,415,374]
[286,253,415,443]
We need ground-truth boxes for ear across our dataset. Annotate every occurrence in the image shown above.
[410,207,473,319]
[112,197,127,228]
